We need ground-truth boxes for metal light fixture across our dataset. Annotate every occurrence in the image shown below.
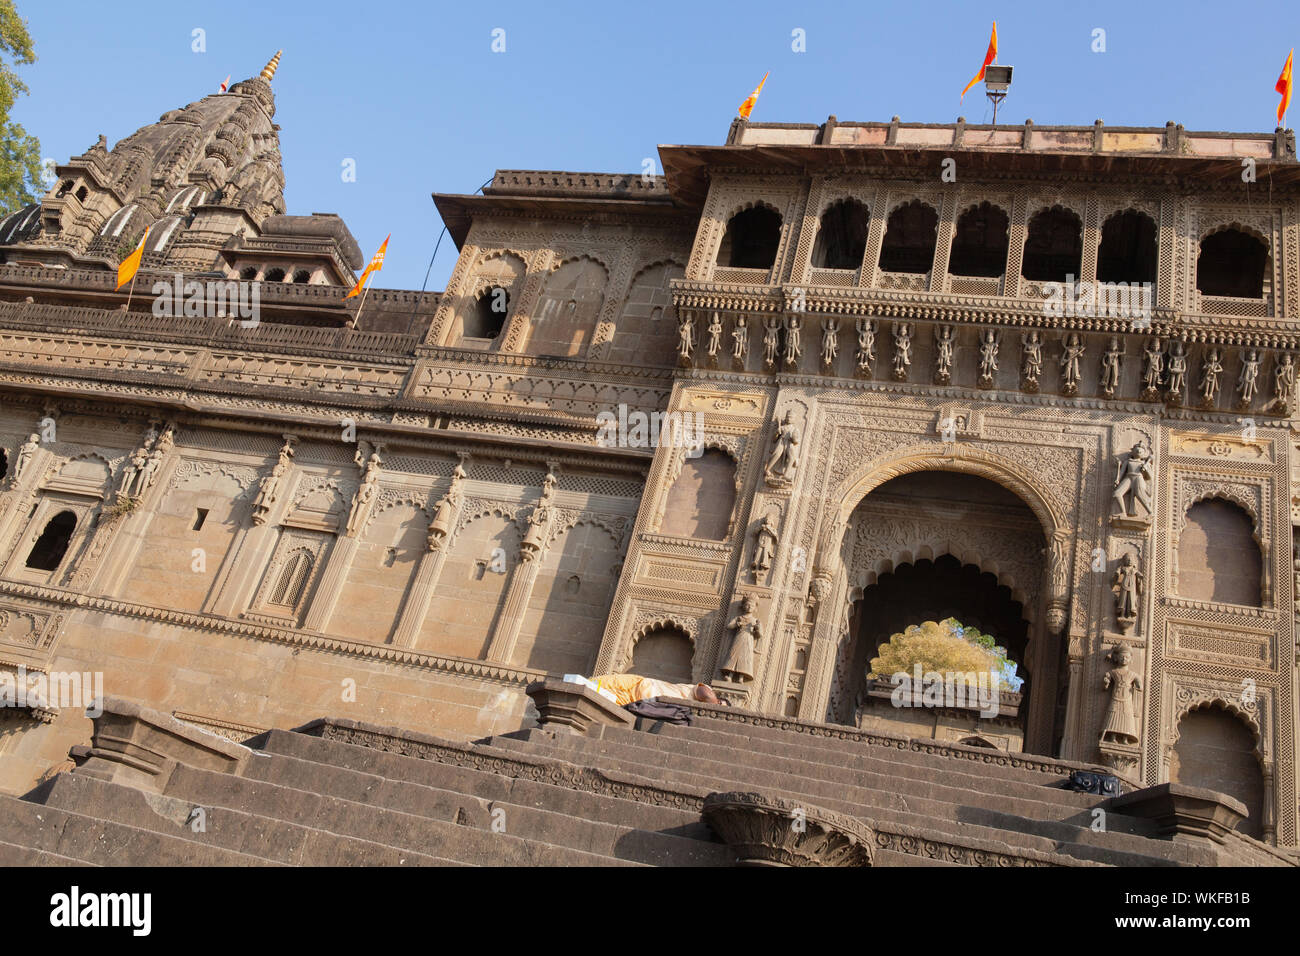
[984,65,1013,125]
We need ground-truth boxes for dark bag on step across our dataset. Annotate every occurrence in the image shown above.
[625,699,693,726]
[1065,770,1121,796]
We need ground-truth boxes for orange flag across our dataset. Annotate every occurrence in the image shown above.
[960,22,999,100]
[1278,49,1294,126]
[115,226,150,290]
[737,72,769,121]
[346,234,390,299]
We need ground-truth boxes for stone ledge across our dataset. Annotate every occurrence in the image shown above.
[1106,782,1249,845]
[525,679,635,735]
[77,695,249,793]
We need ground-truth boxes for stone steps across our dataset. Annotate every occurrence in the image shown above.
[251,729,732,866]
[484,728,1195,866]
[29,773,462,867]
[0,793,279,867]
[162,759,642,868]
[0,837,98,866]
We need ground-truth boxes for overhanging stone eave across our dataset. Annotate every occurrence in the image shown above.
[432,192,692,249]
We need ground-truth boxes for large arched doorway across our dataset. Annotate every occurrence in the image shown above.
[826,470,1058,753]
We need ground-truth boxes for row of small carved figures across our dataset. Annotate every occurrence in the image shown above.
[677,313,1296,410]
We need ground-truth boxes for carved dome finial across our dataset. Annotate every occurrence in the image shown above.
[260,50,282,81]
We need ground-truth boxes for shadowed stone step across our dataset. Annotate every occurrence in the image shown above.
[483,730,1192,866]
[241,734,731,866]
[28,772,461,867]
[0,838,99,866]
[161,760,643,867]
[0,793,278,866]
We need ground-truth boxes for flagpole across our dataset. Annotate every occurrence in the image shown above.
[353,280,371,331]
[124,271,139,312]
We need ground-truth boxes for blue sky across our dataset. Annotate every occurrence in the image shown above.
[13,0,1300,291]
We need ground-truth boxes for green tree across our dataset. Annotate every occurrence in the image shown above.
[0,0,40,214]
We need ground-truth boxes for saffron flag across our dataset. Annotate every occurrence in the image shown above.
[346,234,390,299]
[737,72,769,121]
[1278,49,1294,126]
[115,226,149,290]
[960,22,998,100]
[219,74,231,93]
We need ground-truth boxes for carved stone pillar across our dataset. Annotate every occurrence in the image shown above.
[391,469,467,648]
[928,192,958,293]
[797,564,849,722]
[300,535,358,632]
[485,467,556,663]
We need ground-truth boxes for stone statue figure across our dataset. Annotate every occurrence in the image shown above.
[118,443,149,498]
[1021,331,1043,390]
[1100,337,1122,397]
[732,315,749,365]
[855,318,876,374]
[11,433,39,485]
[1270,352,1296,412]
[934,325,954,383]
[1100,645,1142,745]
[521,502,550,556]
[721,595,762,683]
[1141,337,1164,397]
[750,514,778,580]
[706,312,722,361]
[677,315,696,363]
[765,410,801,483]
[1200,347,1223,406]
[784,314,802,367]
[1060,333,1084,395]
[820,318,838,367]
[427,461,467,549]
[1112,440,1154,519]
[1112,552,1143,630]
[1238,349,1261,406]
[891,322,912,380]
[762,315,781,367]
[252,436,297,525]
[1166,340,1187,402]
[978,328,998,385]
[347,447,383,536]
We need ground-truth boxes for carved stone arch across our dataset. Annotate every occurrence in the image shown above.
[851,535,1034,609]
[631,615,699,647]
[1176,484,1262,537]
[547,252,610,280]
[885,194,938,217]
[816,445,1063,572]
[1171,696,1264,758]
[453,500,522,540]
[547,513,625,552]
[370,488,432,520]
[955,198,1011,220]
[289,477,348,514]
[1025,199,1084,222]
[1199,219,1271,249]
[721,198,783,223]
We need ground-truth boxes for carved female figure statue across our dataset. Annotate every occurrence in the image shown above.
[1100,337,1122,397]
[855,318,876,373]
[12,433,40,484]
[762,315,781,368]
[1141,337,1164,397]
[1200,347,1223,406]
[346,447,383,535]
[252,436,296,525]
[677,315,696,363]
[978,328,998,385]
[891,322,912,380]
[1112,552,1143,630]
[784,314,802,367]
[934,325,954,382]
[721,595,762,683]
[1060,333,1084,394]
[820,318,838,368]
[706,312,722,361]
[1100,645,1142,745]
[1238,349,1261,406]
[1021,331,1043,390]
[765,411,801,482]
[750,514,778,580]
[1166,340,1187,402]
[732,315,749,365]
[1112,440,1153,519]
[118,444,149,498]
[1271,352,1296,411]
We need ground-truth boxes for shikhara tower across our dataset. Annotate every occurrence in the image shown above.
[0,56,1296,859]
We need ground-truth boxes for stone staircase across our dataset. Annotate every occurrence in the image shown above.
[0,691,1291,867]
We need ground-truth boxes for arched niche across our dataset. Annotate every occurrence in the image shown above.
[1170,702,1265,839]
[630,624,695,683]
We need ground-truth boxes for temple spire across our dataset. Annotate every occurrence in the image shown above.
[260,50,282,81]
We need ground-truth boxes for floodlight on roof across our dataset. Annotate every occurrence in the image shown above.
[984,65,1013,124]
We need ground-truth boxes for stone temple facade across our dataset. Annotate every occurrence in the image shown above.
[0,55,1296,862]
